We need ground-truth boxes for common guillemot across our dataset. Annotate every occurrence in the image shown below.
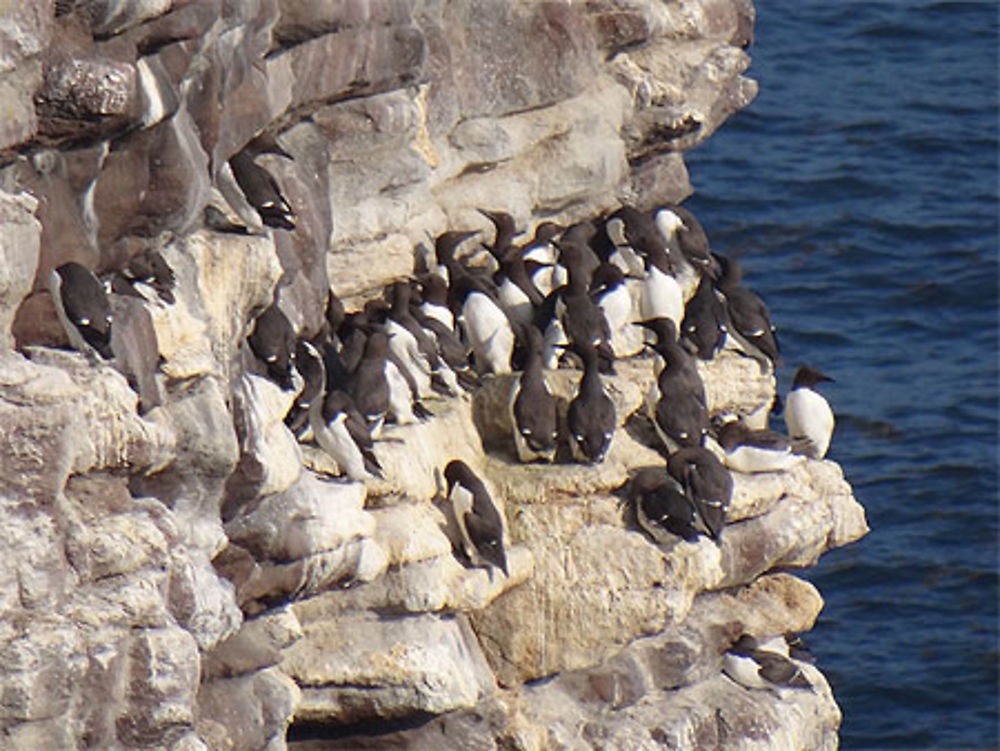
[716,256,780,372]
[666,446,732,540]
[229,144,296,231]
[723,634,812,691]
[48,261,114,361]
[509,325,559,463]
[784,365,835,459]
[443,459,510,577]
[715,419,805,473]
[567,344,616,464]
[314,389,383,482]
[247,303,297,390]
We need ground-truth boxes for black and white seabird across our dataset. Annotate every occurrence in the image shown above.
[590,263,634,356]
[567,345,616,464]
[247,303,297,390]
[545,251,615,373]
[509,326,559,463]
[110,247,176,304]
[638,318,710,452]
[666,446,732,540]
[680,274,728,360]
[715,419,805,473]
[48,262,114,361]
[638,243,684,332]
[478,208,521,262]
[349,330,391,436]
[495,256,546,328]
[602,207,648,278]
[285,339,326,437]
[717,256,780,371]
[410,305,478,392]
[314,389,383,482]
[435,229,480,285]
[654,204,719,291]
[723,634,812,691]
[628,468,706,544]
[418,274,455,331]
[229,146,296,231]
[784,366,835,459]
[451,274,515,375]
[443,460,510,577]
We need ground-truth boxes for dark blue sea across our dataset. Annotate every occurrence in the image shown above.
[684,2,999,748]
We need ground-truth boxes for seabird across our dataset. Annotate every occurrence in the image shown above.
[715,420,805,473]
[723,634,812,691]
[680,274,727,360]
[112,247,176,304]
[314,389,383,482]
[229,145,296,231]
[478,208,521,262]
[452,274,515,375]
[655,204,719,285]
[590,262,634,356]
[349,330,391,436]
[716,256,780,371]
[521,221,563,296]
[547,252,615,373]
[417,274,455,331]
[638,244,684,332]
[247,303,297,390]
[667,446,732,540]
[443,459,510,577]
[435,229,480,285]
[638,318,709,452]
[509,326,559,463]
[48,262,114,361]
[285,339,326,437]
[410,305,478,392]
[784,366,835,459]
[566,345,616,464]
[602,207,648,278]
[628,468,706,543]
[495,256,546,328]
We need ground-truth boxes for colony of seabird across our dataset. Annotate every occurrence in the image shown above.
[47,147,838,693]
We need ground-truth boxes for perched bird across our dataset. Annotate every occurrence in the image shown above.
[112,247,176,304]
[567,345,616,464]
[478,208,521,261]
[285,339,326,437]
[680,274,727,360]
[715,420,805,473]
[452,274,515,374]
[717,256,780,371]
[638,318,709,452]
[521,222,563,295]
[654,204,719,291]
[628,468,706,543]
[495,256,546,328]
[443,460,510,577]
[509,326,559,463]
[410,306,478,392]
[546,251,615,373]
[667,446,732,540]
[247,303,297,390]
[784,366,835,459]
[590,263,634,357]
[229,145,296,230]
[723,634,812,691]
[435,229,480,285]
[602,207,648,278]
[638,244,684,332]
[349,330,391,436]
[48,262,114,361]
[417,274,455,331]
[314,389,383,482]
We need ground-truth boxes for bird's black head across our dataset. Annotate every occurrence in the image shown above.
[793,365,834,389]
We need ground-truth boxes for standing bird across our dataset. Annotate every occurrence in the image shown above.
[509,326,559,463]
[229,145,296,231]
[417,274,455,331]
[521,222,563,296]
[247,303,297,390]
[285,339,326,438]
[716,256,780,372]
[715,420,805,473]
[628,468,706,543]
[349,330,391,436]
[784,366,835,459]
[723,634,812,691]
[452,274,515,374]
[443,460,510,577]
[494,256,546,328]
[567,345,616,464]
[478,208,521,262]
[590,263,634,357]
[48,262,114,361]
[680,274,728,360]
[667,446,732,540]
[313,389,383,482]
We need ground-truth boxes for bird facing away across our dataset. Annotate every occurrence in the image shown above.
[247,303,297,390]
[509,326,559,463]
[784,366,835,459]
[567,345,616,464]
[443,460,510,577]
[48,262,114,361]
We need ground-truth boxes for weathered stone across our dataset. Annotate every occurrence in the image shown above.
[283,612,495,724]
[204,606,302,680]
[0,191,41,350]
[78,0,173,38]
[35,55,138,141]
[116,627,200,746]
[198,667,300,751]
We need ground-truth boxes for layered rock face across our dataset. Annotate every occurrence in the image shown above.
[0,2,866,750]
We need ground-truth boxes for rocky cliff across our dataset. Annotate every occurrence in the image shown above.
[0,1,867,749]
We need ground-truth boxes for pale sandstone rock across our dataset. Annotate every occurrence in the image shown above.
[0,191,40,350]
[283,612,495,724]
[197,667,300,751]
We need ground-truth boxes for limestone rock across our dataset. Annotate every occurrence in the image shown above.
[0,191,40,350]
[283,612,496,724]
[197,667,300,751]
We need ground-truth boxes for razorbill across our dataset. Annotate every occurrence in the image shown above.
[567,345,616,464]
[715,420,805,473]
[229,146,296,231]
[48,262,114,361]
[666,446,732,540]
[784,366,835,459]
[443,460,510,577]
[628,468,706,543]
[509,326,559,463]
[723,635,812,691]
[247,303,296,390]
